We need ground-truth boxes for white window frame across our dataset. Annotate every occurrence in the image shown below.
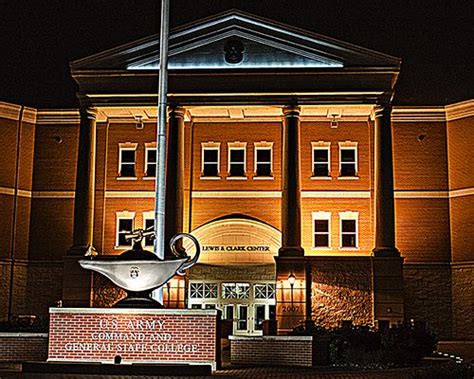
[311,141,331,179]
[227,141,247,179]
[254,141,273,179]
[142,211,155,247]
[115,211,135,249]
[338,141,358,179]
[339,211,359,250]
[201,142,221,179]
[312,211,332,250]
[144,142,157,179]
[118,143,138,180]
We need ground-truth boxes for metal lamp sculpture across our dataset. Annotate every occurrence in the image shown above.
[79,231,200,307]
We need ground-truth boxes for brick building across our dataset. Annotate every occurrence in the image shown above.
[0,11,472,340]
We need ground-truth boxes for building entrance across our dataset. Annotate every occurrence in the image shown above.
[188,280,276,336]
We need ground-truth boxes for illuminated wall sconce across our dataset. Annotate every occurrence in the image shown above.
[288,272,296,305]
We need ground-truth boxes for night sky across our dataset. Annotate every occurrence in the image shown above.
[1,0,472,108]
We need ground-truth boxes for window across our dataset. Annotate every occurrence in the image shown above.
[143,211,155,247]
[222,283,250,299]
[254,283,276,299]
[339,142,358,177]
[145,144,157,177]
[340,211,359,249]
[189,282,218,299]
[312,142,331,178]
[118,143,137,178]
[312,211,331,248]
[201,142,220,178]
[116,211,135,248]
[227,142,247,178]
[254,142,273,178]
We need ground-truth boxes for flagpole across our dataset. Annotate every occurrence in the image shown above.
[153,0,170,303]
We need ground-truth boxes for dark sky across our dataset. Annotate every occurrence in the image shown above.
[1,0,473,108]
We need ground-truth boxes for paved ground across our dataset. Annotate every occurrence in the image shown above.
[0,364,444,379]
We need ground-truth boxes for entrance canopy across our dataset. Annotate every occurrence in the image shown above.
[70,10,400,107]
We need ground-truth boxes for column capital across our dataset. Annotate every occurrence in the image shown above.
[80,107,99,121]
[169,106,186,119]
[373,105,392,118]
[282,105,301,117]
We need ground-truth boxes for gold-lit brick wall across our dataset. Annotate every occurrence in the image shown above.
[447,116,474,263]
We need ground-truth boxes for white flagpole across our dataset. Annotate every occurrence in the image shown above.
[152,0,170,303]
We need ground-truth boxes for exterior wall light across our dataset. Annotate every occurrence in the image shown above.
[288,272,296,305]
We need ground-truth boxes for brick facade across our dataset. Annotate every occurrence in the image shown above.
[0,100,472,341]
[0,333,48,362]
[230,335,313,366]
[48,308,220,368]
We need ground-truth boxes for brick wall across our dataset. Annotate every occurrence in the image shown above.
[395,198,451,262]
[451,263,474,340]
[403,263,452,339]
[229,336,313,366]
[0,333,48,362]
[48,308,219,368]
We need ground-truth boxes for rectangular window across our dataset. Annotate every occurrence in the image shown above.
[340,212,359,249]
[144,218,155,247]
[222,283,250,299]
[116,214,134,247]
[254,283,276,299]
[312,147,330,177]
[313,211,331,248]
[228,147,246,177]
[119,147,136,177]
[145,147,157,177]
[202,147,220,177]
[255,147,272,177]
[189,282,218,299]
[237,305,248,331]
[339,146,357,177]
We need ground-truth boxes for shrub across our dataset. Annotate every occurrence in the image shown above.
[0,316,48,333]
[291,320,438,368]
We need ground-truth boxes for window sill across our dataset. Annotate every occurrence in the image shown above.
[200,176,221,180]
[226,176,248,180]
[116,176,138,181]
[311,176,332,180]
[143,176,156,180]
[253,176,274,180]
[339,247,360,251]
[113,245,132,250]
[337,176,359,180]
[311,247,333,251]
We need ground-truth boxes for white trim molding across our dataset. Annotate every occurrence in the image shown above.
[394,190,449,199]
[36,109,80,125]
[192,191,281,198]
[392,106,446,123]
[449,188,474,198]
[0,102,22,121]
[446,100,474,121]
[302,191,370,198]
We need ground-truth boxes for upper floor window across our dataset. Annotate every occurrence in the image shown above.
[254,142,273,178]
[145,143,157,178]
[339,142,358,178]
[118,143,137,178]
[312,142,331,178]
[228,142,247,178]
[143,211,155,247]
[201,142,220,178]
[340,211,359,249]
[312,211,331,249]
[116,211,135,248]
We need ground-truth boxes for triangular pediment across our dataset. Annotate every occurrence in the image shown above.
[71,10,400,72]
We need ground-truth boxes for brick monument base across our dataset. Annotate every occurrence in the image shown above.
[48,308,220,370]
